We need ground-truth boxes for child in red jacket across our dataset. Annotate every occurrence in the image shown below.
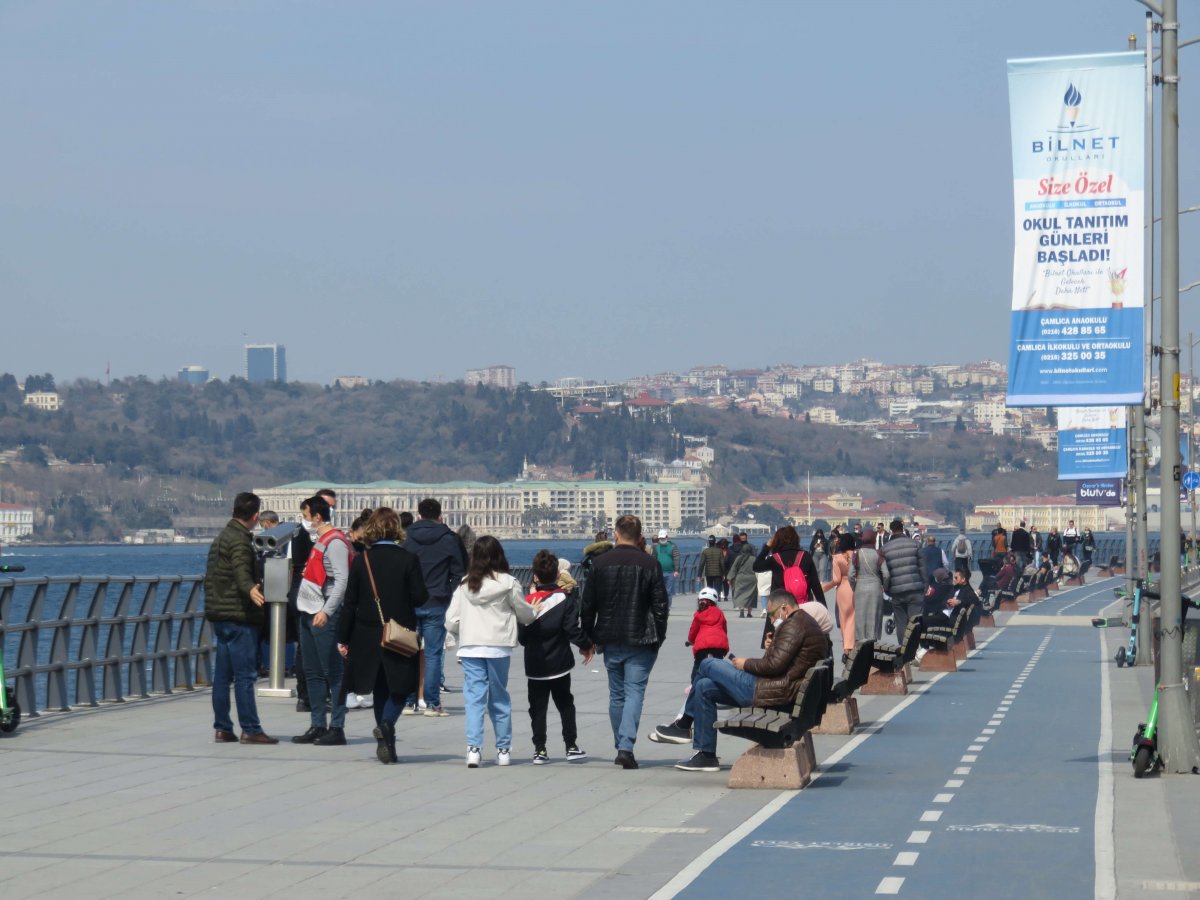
[651,589,729,744]
[686,587,730,681]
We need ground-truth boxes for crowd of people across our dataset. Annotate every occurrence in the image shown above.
[203,496,1021,772]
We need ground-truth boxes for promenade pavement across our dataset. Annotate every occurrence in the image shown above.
[2,580,1200,898]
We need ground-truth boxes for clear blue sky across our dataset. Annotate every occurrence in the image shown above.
[2,1,1198,385]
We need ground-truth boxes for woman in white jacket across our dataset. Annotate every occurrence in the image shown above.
[446,536,540,768]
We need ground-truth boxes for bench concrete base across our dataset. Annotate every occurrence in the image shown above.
[978,612,996,628]
[812,698,860,735]
[1046,581,1059,592]
[919,648,957,672]
[728,733,815,790]
[862,669,907,695]
[1066,575,1084,586]
[999,598,1019,612]
[953,640,968,661]
[903,662,914,684]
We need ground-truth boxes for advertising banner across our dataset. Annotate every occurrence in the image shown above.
[1007,52,1145,406]
[1057,405,1128,479]
[1075,478,1122,506]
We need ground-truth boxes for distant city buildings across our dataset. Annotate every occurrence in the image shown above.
[245,344,287,384]
[466,365,516,389]
[177,365,209,385]
[255,479,706,536]
[335,375,369,389]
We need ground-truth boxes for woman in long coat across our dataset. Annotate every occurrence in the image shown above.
[337,507,428,764]
[727,541,759,618]
[821,533,857,661]
[852,539,890,645]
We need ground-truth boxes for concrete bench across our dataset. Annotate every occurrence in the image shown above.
[718,661,833,789]
[814,639,875,735]
[920,607,970,672]
[864,621,924,695]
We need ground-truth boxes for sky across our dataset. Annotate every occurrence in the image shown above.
[2,1,1199,386]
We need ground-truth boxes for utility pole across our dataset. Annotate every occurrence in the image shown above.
[1154,0,1200,773]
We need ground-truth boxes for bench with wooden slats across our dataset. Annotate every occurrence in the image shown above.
[715,661,833,750]
[872,620,924,673]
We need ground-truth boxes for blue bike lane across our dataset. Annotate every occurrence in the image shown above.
[671,611,1108,899]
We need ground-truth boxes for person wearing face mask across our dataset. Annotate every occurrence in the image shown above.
[654,589,828,772]
[292,495,353,746]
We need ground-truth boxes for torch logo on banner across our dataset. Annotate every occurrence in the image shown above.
[1063,83,1082,127]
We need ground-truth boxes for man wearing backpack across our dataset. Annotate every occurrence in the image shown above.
[652,530,681,608]
[880,518,927,639]
[951,527,973,577]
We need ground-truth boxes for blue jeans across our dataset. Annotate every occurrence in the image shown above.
[211,620,263,735]
[603,644,658,752]
[405,604,448,708]
[685,656,757,754]
[460,656,512,749]
[299,610,346,729]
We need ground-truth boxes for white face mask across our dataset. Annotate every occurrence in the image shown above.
[772,612,786,631]
[303,518,319,536]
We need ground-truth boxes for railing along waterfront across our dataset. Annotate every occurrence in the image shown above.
[0,575,209,719]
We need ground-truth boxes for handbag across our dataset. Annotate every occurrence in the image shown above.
[363,549,420,657]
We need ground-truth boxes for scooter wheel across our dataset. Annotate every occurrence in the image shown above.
[1133,745,1154,778]
[1116,647,1127,667]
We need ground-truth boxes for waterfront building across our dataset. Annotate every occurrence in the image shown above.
[465,365,516,389]
[334,375,369,389]
[966,496,1119,532]
[255,479,706,537]
[0,503,35,541]
[22,391,60,412]
[177,365,209,385]
[244,343,287,384]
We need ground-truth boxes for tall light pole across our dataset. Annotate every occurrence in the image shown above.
[1150,0,1200,773]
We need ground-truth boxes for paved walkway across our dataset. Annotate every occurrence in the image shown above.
[2,580,1200,898]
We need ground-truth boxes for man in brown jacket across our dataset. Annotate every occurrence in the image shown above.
[665,589,827,771]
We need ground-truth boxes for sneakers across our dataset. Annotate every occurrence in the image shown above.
[675,750,720,772]
[467,747,482,768]
[356,694,373,709]
[345,694,360,710]
[566,745,588,762]
[401,704,418,716]
[417,699,428,712]
[497,748,512,767]
[649,722,692,745]
[533,748,549,765]
[423,705,449,717]
[614,750,639,769]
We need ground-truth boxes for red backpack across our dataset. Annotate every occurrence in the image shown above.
[772,550,810,603]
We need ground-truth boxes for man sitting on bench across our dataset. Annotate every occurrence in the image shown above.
[653,589,828,773]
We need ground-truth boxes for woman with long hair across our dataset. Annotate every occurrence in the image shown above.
[821,533,857,661]
[336,508,428,764]
[752,525,826,648]
[446,535,541,768]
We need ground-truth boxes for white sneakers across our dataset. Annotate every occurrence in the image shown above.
[345,694,373,710]
[345,694,359,709]
[467,747,512,767]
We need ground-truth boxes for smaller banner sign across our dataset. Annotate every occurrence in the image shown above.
[1075,477,1122,506]
[1058,406,1128,479]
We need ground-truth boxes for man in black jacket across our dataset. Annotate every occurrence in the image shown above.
[1010,521,1032,569]
[402,498,467,716]
[581,514,669,769]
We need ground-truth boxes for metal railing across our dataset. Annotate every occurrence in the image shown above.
[0,575,210,719]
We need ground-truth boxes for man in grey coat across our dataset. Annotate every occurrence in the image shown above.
[880,518,927,638]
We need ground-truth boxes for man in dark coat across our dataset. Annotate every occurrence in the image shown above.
[581,514,668,770]
[401,497,467,715]
[881,518,928,639]
[204,492,276,744]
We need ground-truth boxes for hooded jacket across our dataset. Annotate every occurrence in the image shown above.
[687,603,729,654]
[881,533,927,597]
[518,584,592,679]
[445,572,537,649]
[403,518,467,604]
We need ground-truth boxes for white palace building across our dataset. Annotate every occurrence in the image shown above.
[255,480,707,537]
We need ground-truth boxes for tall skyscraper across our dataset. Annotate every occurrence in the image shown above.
[245,344,287,384]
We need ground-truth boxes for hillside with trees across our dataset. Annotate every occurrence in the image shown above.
[0,374,1055,539]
